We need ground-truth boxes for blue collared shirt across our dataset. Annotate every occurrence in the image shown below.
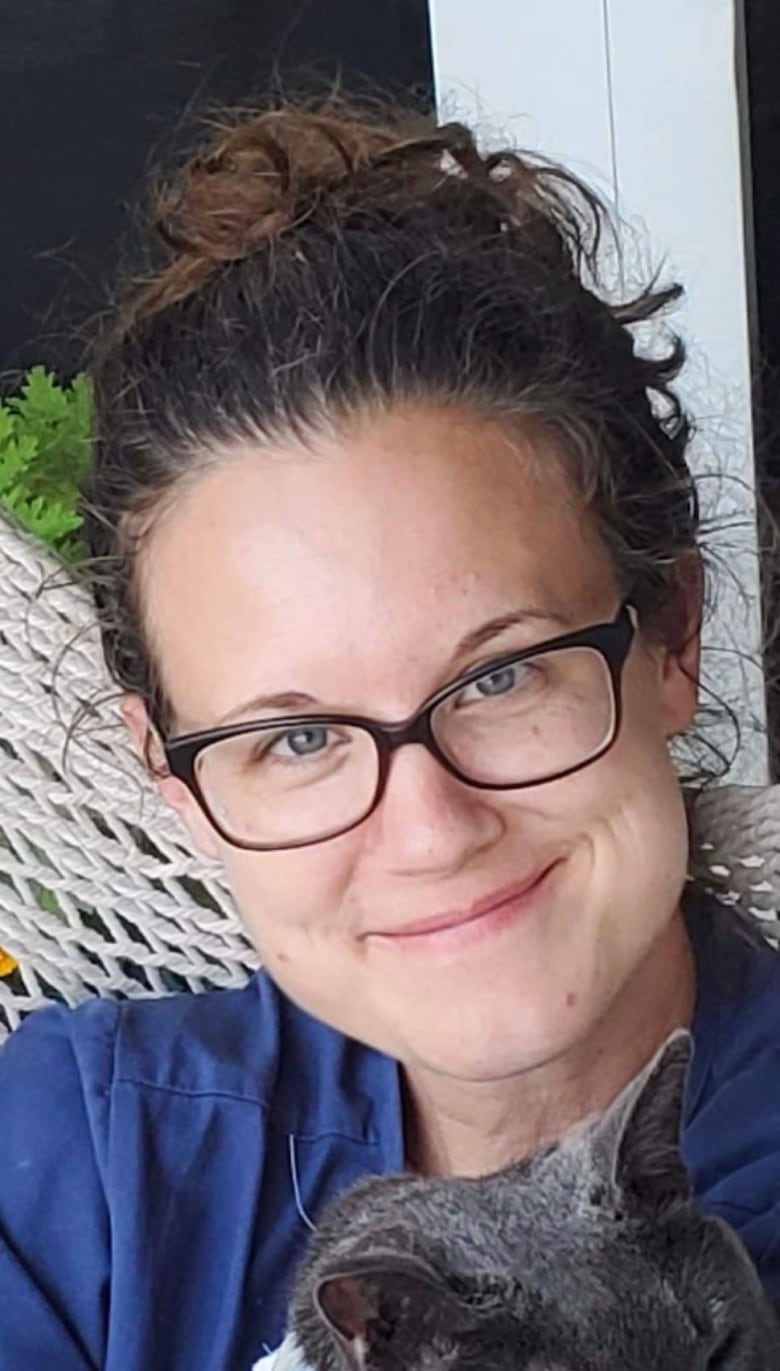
[1,896,780,1370]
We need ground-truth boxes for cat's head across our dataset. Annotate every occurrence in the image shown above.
[290,1034,779,1371]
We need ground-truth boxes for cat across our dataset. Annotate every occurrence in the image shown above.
[285,1034,780,1370]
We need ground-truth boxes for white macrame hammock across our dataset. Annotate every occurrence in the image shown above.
[0,510,779,1041]
[0,513,257,1039]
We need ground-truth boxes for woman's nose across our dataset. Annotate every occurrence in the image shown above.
[364,740,505,875]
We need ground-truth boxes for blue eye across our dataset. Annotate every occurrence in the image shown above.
[244,723,357,772]
[473,665,519,698]
[450,659,545,711]
[276,726,329,757]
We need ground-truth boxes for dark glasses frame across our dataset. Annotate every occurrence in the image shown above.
[163,601,638,851]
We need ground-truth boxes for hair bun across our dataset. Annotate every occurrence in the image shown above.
[128,104,439,318]
[130,101,594,322]
[145,107,433,302]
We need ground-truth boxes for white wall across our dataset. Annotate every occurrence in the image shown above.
[429,0,767,782]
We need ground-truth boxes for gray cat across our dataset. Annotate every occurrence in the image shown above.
[288,1035,780,1370]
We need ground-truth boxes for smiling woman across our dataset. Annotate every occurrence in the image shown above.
[118,403,694,1089]
[2,94,780,1371]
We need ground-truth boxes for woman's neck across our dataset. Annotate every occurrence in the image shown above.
[403,909,695,1179]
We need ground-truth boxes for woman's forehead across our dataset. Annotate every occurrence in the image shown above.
[141,407,616,728]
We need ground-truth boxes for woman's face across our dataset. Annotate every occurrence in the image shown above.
[135,404,698,1082]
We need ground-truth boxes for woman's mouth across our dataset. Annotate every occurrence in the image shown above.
[364,863,561,955]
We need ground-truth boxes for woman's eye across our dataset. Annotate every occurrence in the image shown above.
[457,662,533,704]
[273,726,330,758]
[475,666,520,697]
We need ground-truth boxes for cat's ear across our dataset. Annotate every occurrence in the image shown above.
[316,1252,464,1371]
[589,1030,692,1214]
[315,1271,374,1371]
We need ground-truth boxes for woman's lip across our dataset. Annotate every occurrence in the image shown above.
[366,867,558,941]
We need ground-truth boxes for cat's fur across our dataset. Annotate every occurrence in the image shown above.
[288,1035,780,1370]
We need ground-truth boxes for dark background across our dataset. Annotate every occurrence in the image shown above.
[0,0,434,378]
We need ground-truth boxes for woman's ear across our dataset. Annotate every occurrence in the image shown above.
[655,557,702,737]
[659,627,700,738]
[120,694,220,859]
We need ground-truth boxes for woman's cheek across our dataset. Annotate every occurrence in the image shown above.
[221,842,355,956]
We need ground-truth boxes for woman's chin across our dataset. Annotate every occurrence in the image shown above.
[398,993,599,1086]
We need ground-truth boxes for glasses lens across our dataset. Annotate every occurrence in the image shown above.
[195,721,378,847]
[432,645,616,786]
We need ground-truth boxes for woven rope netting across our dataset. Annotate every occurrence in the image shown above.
[0,513,257,1039]
[1,511,779,1042]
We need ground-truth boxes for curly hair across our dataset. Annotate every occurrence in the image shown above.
[83,95,699,735]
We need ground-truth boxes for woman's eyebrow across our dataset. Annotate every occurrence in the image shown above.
[217,610,570,728]
[218,690,319,727]
[451,608,570,660]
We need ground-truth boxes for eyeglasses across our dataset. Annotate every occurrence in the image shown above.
[163,602,637,851]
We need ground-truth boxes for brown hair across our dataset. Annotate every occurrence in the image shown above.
[83,96,699,738]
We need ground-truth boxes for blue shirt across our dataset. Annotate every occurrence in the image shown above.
[1,895,780,1371]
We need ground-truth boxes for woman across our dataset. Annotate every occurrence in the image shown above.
[2,98,780,1371]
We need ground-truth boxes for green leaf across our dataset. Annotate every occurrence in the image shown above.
[5,489,83,556]
[0,434,38,495]
[9,366,70,425]
[0,367,93,559]
[0,404,15,447]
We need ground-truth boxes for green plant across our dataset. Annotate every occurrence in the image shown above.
[0,366,93,561]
